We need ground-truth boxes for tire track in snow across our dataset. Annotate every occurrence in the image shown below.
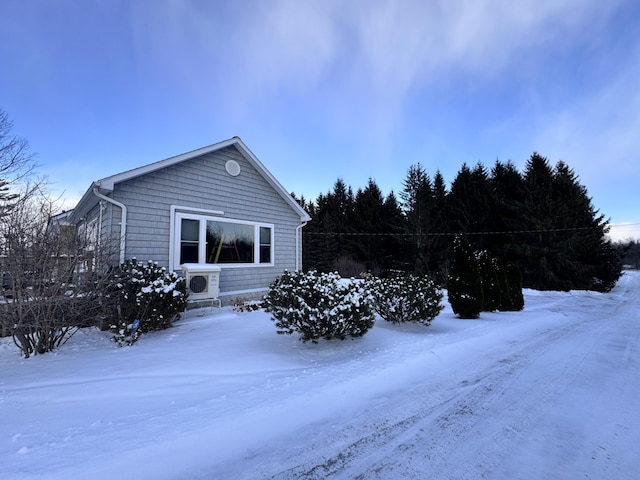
[254,292,633,479]
[207,273,639,480]
[270,320,596,479]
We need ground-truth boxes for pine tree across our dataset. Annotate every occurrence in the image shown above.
[318,179,357,275]
[353,179,387,274]
[448,234,483,319]
[520,153,559,290]
[515,154,622,291]
[504,262,525,311]
[550,162,621,291]
[490,160,526,263]
[305,193,336,273]
[295,194,319,272]
[494,258,512,311]
[447,163,474,234]
[400,163,433,274]
[429,171,451,282]
[477,250,501,312]
[380,191,407,273]
[469,163,495,251]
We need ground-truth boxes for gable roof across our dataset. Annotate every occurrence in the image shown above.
[68,137,311,223]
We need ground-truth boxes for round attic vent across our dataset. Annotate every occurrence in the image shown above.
[225,160,241,176]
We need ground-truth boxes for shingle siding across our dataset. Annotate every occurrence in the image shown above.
[99,144,303,297]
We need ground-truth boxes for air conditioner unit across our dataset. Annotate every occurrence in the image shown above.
[181,264,221,302]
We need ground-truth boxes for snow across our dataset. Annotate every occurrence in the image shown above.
[1,271,639,479]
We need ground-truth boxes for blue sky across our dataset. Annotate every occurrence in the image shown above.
[1,0,639,240]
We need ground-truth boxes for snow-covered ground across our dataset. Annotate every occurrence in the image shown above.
[1,271,639,480]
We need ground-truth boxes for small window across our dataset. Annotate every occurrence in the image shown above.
[259,226,271,263]
[180,219,200,264]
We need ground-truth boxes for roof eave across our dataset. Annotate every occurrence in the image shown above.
[68,136,311,223]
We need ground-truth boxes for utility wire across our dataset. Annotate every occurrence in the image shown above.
[305,224,622,237]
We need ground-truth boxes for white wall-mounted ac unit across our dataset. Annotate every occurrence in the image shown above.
[181,264,221,302]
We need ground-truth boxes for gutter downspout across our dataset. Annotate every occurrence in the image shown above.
[295,221,307,271]
[93,187,127,265]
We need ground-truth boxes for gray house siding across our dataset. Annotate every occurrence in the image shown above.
[99,144,303,298]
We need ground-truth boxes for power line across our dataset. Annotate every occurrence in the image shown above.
[305,225,608,237]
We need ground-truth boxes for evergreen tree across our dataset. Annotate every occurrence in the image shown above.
[615,240,640,269]
[477,250,501,312]
[294,194,320,272]
[551,162,621,291]
[591,238,622,292]
[504,262,525,311]
[469,163,495,251]
[429,170,451,282]
[380,191,407,273]
[520,153,560,289]
[447,163,474,234]
[353,179,387,274]
[400,163,433,274]
[312,179,357,275]
[515,154,622,291]
[489,160,526,263]
[448,234,483,319]
[305,193,336,273]
[494,258,512,311]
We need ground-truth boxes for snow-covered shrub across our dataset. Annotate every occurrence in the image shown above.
[370,274,443,325]
[106,259,188,345]
[262,270,375,343]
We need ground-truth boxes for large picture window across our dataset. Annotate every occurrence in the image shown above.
[174,211,273,268]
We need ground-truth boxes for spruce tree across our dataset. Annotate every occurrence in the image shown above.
[477,250,501,312]
[447,163,474,234]
[490,160,526,263]
[353,179,387,274]
[494,258,512,311]
[429,171,451,282]
[306,193,334,273]
[310,179,356,274]
[504,262,525,311]
[295,195,319,272]
[521,153,559,290]
[516,154,622,291]
[448,234,483,319]
[551,162,621,291]
[380,191,407,273]
[400,163,433,274]
[469,163,495,251]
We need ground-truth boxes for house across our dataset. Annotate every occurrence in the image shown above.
[66,137,311,304]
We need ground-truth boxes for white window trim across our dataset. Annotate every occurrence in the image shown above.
[170,205,274,270]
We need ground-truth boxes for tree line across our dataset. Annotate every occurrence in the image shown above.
[295,153,622,292]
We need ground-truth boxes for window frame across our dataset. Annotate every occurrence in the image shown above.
[171,208,274,270]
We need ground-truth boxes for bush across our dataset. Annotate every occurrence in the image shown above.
[370,274,443,325]
[448,234,484,319]
[262,270,375,343]
[106,259,188,345]
[3,294,105,358]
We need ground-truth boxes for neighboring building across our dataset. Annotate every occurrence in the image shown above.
[66,137,310,304]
